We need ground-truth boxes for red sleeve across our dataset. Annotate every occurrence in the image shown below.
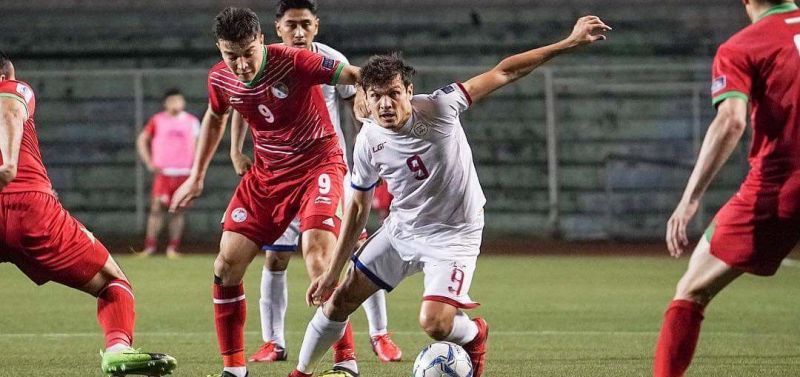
[711,43,752,107]
[207,68,230,115]
[0,80,35,118]
[292,47,346,86]
[143,117,156,136]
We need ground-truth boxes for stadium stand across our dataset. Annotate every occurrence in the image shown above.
[4,0,751,241]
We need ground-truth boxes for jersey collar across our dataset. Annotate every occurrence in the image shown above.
[243,45,268,88]
[756,2,799,22]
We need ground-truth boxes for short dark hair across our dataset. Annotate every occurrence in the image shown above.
[0,50,11,78]
[359,53,416,90]
[276,0,317,18]
[213,7,261,42]
[162,88,183,101]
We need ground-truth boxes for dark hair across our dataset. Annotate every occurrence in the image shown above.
[213,7,262,42]
[0,50,11,78]
[359,53,416,90]
[276,0,317,18]
[162,88,183,101]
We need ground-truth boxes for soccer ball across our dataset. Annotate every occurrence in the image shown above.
[412,341,473,377]
[317,370,354,377]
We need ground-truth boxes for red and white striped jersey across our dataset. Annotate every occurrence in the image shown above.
[207,43,347,181]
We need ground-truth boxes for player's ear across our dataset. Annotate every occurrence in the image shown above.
[257,33,265,44]
[313,17,320,37]
[275,21,282,38]
[407,83,414,97]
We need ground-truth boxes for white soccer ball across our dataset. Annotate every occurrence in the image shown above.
[412,341,473,377]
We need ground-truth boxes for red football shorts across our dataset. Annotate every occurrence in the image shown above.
[152,174,189,206]
[0,191,110,287]
[222,160,347,247]
[372,180,393,211]
[707,176,800,276]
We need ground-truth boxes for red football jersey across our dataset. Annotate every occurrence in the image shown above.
[711,3,800,179]
[208,44,346,181]
[0,79,52,194]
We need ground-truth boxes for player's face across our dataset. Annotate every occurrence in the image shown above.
[217,34,265,82]
[163,94,186,115]
[366,75,414,131]
[275,9,319,50]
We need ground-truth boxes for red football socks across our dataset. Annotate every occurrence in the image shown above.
[97,279,136,349]
[213,278,247,367]
[333,321,356,362]
[654,299,706,377]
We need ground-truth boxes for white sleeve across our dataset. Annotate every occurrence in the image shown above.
[336,83,357,99]
[424,82,472,121]
[350,130,380,191]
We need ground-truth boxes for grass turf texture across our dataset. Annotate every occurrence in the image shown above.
[1,254,799,376]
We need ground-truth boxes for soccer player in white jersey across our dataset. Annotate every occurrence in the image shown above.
[287,16,611,377]
[229,0,402,364]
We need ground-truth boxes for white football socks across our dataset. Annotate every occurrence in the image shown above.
[444,311,479,346]
[362,289,388,337]
[296,308,347,373]
[259,268,287,348]
[222,366,247,377]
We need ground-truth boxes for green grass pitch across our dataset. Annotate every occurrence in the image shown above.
[1,254,800,376]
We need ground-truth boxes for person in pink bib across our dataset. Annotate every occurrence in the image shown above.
[136,88,200,258]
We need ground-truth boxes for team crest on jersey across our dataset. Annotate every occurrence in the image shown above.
[412,122,430,137]
[231,208,247,223]
[711,75,727,94]
[271,82,289,99]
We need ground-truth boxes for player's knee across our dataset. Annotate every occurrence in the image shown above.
[419,312,452,341]
[266,252,291,271]
[149,200,165,213]
[213,254,237,279]
[327,292,360,320]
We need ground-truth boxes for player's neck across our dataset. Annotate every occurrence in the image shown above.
[751,2,798,23]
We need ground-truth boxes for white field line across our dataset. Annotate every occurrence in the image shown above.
[0,330,785,338]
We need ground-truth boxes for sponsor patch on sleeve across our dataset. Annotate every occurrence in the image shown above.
[16,83,33,103]
[321,57,336,71]
[439,84,456,94]
[711,75,727,94]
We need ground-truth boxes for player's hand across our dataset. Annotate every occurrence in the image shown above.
[0,163,17,192]
[566,16,612,47]
[169,176,203,213]
[307,270,338,307]
[230,153,253,176]
[353,85,371,120]
[666,199,699,258]
[145,163,161,174]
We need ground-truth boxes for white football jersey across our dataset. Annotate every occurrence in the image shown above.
[313,42,357,168]
[351,83,486,258]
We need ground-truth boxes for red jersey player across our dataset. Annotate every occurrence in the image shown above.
[0,52,177,375]
[169,8,360,377]
[656,1,800,376]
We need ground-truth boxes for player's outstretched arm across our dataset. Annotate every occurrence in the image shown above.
[336,65,361,86]
[462,16,611,103]
[229,111,252,176]
[0,97,25,191]
[169,105,229,212]
[308,188,374,306]
[666,98,748,257]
